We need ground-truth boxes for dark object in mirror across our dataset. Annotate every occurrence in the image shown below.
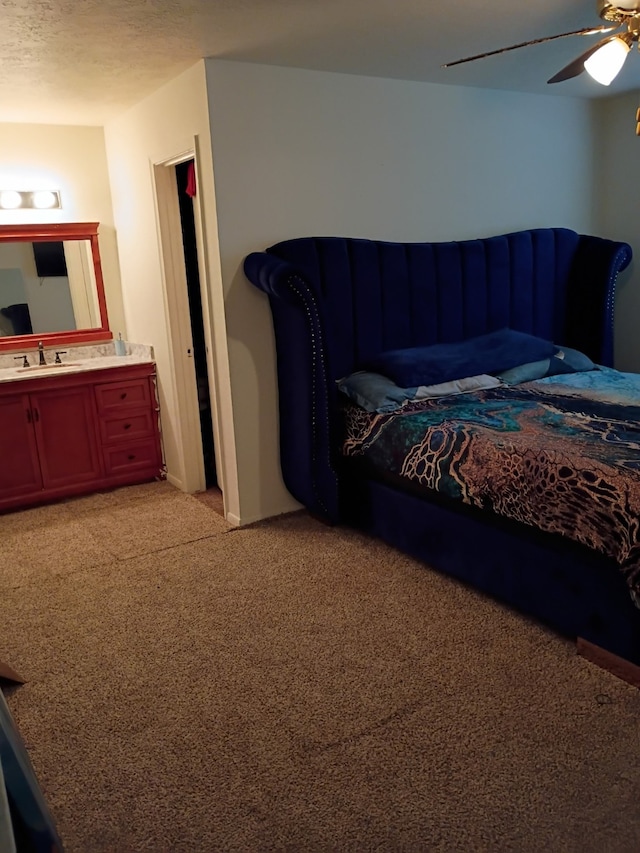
[0,304,32,335]
[33,241,68,278]
[0,222,111,353]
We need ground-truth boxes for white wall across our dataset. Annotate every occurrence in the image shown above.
[103,61,240,520]
[0,123,125,336]
[593,91,640,372]
[0,66,623,526]
[204,59,597,521]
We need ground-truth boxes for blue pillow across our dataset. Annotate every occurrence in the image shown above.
[555,346,595,372]
[497,346,595,385]
[496,358,552,385]
[337,371,502,413]
[337,371,417,413]
[365,328,557,388]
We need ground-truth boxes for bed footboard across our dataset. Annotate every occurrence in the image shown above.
[577,639,640,688]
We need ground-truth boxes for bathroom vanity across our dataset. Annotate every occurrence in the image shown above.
[0,221,164,512]
[0,356,164,512]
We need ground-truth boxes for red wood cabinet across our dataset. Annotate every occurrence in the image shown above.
[0,394,42,500]
[0,362,164,512]
[32,387,102,489]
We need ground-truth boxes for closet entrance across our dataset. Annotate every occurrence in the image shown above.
[154,146,225,515]
[174,159,217,489]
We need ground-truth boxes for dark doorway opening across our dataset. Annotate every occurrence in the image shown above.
[175,159,217,489]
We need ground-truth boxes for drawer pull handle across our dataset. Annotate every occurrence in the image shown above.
[124,423,132,430]
[128,454,136,461]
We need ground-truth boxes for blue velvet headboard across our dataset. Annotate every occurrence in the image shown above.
[244,228,632,520]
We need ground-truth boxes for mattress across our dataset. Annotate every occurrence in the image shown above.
[342,367,640,603]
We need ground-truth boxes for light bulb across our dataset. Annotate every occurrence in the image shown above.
[584,37,630,85]
[31,190,59,209]
[0,190,23,209]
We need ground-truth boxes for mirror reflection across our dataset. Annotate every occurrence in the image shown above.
[0,222,111,353]
[0,239,99,337]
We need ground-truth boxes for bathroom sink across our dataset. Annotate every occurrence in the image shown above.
[16,362,83,373]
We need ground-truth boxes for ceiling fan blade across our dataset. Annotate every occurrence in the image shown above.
[546,34,616,83]
[442,25,617,68]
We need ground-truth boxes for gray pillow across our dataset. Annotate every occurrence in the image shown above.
[497,346,595,385]
[338,371,501,413]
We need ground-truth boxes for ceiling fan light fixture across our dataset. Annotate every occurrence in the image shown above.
[584,36,631,84]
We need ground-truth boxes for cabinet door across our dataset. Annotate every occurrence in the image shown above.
[32,387,102,489]
[0,394,43,498]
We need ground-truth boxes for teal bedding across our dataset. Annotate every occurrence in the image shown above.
[342,367,640,602]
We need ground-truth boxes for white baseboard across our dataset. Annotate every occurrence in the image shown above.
[227,505,302,527]
[164,475,300,529]
[165,472,185,491]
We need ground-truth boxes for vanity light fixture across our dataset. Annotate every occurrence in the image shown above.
[0,190,62,210]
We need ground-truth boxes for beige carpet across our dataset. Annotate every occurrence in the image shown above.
[1,482,640,852]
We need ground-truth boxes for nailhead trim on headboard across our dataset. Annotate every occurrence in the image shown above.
[285,273,338,518]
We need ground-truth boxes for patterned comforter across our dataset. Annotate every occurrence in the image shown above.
[342,367,640,601]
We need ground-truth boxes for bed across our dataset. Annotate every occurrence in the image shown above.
[243,228,640,684]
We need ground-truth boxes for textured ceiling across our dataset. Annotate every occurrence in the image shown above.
[1,0,639,125]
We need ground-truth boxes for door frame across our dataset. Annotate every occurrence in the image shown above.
[152,143,225,506]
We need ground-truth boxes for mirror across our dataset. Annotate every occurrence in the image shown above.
[0,222,111,353]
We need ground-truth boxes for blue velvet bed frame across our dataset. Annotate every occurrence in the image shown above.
[244,228,640,680]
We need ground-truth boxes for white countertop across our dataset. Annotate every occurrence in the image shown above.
[0,353,154,384]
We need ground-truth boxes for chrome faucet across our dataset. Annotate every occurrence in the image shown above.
[38,341,47,366]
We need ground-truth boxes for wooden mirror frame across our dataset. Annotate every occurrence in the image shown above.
[0,221,112,353]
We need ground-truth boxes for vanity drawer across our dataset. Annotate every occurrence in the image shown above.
[99,410,156,444]
[103,439,161,476]
[95,378,152,412]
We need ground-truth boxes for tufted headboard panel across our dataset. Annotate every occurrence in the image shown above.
[244,228,632,520]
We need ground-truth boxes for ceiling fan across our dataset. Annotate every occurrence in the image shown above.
[444,1,640,89]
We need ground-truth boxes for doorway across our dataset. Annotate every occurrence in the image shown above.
[174,159,217,489]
